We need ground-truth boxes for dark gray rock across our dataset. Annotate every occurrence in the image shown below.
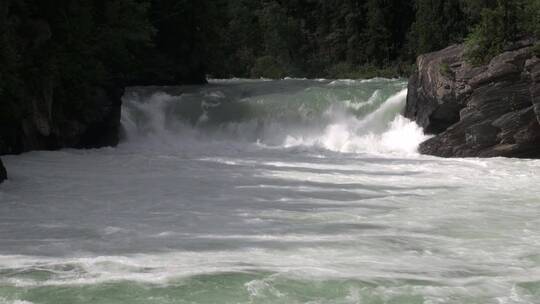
[0,85,123,155]
[0,17,124,155]
[0,158,6,183]
[405,42,540,158]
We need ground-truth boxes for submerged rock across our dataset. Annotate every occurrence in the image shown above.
[0,158,6,183]
[405,41,540,158]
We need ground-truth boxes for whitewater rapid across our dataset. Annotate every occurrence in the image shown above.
[0,79,539,304]
[120,79,428,155]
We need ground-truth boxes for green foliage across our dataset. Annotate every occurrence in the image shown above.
[439,63,452,77]
[204,0,417,78]
[534,43,540,58]
[464,0,539,65]
[464,8,506,65]
[459,0,497,29]
[147,0,224,83]
[363,0,392,65]
[250,56,287,79]
[326,62,357,79]
[523,0,540,38]
[409,0,468,56]
[326,62,409,79]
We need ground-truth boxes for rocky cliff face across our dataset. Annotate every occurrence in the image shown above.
[0,6,206,156]
[0,85,123,155]
[0,10,124,155]
[405,41,540,158]
[0,158,6,183]
[0,2,209,181]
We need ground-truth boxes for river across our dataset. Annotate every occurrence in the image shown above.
[0,79,539,303]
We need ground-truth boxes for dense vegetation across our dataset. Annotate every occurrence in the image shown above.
[208,0,540,77]
[1,1,539,88]
[464,0,540,64]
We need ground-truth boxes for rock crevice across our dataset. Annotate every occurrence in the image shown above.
[0,158,6,183]
[405,42,540,158]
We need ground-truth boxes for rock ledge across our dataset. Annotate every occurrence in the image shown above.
[405,42,540,158]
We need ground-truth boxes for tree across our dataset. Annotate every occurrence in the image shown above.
[409,0,467,56]
[464,0,538,65]
[364,0,392,65]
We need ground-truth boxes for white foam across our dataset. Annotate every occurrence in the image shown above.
[120,80,427,157]
[0,299,34,304]
[2,242,539,289]
[208,78,272,84]
[327,78,395,86]
[121,92,179,141]
[282,89,430,155]
[342,89,381,110]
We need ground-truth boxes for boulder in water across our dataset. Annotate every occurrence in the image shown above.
[405,41,540,158]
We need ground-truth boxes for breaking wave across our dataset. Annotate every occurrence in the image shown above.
[120,79,429,155]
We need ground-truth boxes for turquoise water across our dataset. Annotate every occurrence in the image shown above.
[0,79,539,303]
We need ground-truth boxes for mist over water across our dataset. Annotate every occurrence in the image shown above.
[1,79,539,304]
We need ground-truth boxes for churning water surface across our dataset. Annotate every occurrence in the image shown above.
[0,79,539,304]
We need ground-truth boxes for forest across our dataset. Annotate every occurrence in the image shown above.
[2,1,540,82]
[210,0,540,78]
[0,0,539,135]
